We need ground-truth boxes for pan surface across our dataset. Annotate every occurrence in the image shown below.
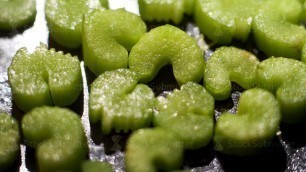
[0,0,305,171]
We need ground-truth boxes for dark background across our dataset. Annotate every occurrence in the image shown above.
[0,0,306,171]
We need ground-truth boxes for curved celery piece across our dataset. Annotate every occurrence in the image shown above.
[214,88,281,156]
[256,57,306,123]
[126,128,183,172]
[89,69,155,135]
[22,106,88,172]
[45,0,105,48]
[138,0,195,24]
[302,43,306,63]
[154,82,214,149]
[0,113,20,170]
[252,0,306,59]
[194,0,260,44]
[8,44,82,112]
[184,0,195,15]
[0,0,36,30]
[83,9,146,75]
[204,47,259,100]
[82,161,113,172]
[129,25,205,85]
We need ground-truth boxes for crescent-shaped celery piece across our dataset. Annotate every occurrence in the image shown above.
[82,161,113,172]
[8,44,82,112]
[125,128,183,172]
[154,82,214,149]
[0,0,36,30]
[22,106,88,172]
[0,113,20,170]
[252,0,306,59]
[45,0,105,49]
[89,69,155,135]
[204,47,259,100]
[83,9,146,76]
[256,57,306,123]
[184,0,195,15]
[129,25,204,85]
[214,88,281,156]
[194,0,260,44]
[138,0,195,24]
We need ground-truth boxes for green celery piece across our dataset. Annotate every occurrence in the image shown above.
[129,25,204,85]
[0,113,20,170]
[89,69,155,135]
[194,0,260,44]
[125,128,183,172]
[301,43,306,63]
[154,82,214,149]
[253,0,306,59]
[204,47,259,100]
[214,88,281,156]
[82,161,113,172]
[138,0,185,24]
[0,0,36,30]
[8,43,82,112]
[256,57,306,123]
[45,0,105,49]
[184,0,195,15]
[83,9,146,76]
[138,0,195,24]
[22,106,88,172]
